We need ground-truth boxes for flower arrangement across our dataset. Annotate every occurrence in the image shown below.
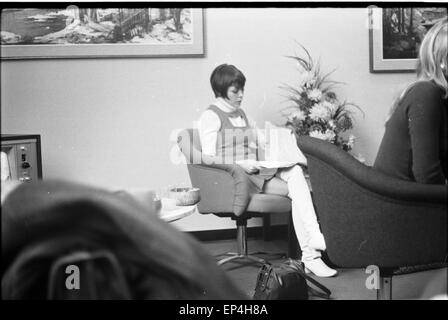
[281,43,363,152]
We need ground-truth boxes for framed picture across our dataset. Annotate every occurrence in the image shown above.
[368,7,447,73]
[1,7,204,59]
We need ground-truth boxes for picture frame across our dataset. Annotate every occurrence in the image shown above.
[1,8,204,59]
[368,7,447,73]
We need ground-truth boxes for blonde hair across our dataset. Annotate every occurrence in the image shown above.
[416,17,447,96]
[387,18,448,122]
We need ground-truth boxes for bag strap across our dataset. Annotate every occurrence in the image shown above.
[256,264,273,291]
[287,259,331,298]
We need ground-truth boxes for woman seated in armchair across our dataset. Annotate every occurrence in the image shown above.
[374,18,447,185]
[197,63,337,277]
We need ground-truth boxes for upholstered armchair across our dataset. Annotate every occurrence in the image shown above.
[296,135,447,299]
[177,129,292,267]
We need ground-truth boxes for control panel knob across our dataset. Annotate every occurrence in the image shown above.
[21,162,31,169]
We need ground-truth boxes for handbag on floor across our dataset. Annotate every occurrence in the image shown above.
[253,259,331,300]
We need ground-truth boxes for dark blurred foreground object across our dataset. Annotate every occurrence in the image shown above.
[297,136,447,300]
[253,259,330,300]
[1,180,245,300]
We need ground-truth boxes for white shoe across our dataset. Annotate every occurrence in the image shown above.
[308,233,327,251]
[303,258,338,278]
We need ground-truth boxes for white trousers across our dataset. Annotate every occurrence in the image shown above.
[264,165,322,261]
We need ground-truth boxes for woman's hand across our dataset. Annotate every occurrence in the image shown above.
[238,162,261,174]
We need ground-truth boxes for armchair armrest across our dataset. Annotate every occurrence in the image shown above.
[187,163,255,217]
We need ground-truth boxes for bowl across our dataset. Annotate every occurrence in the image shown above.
[168,187,200,206]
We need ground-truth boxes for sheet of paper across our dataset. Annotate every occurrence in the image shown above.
[264,122,307,166]
[235,159,297,169]
[235,122,307,170]
[256,160,297,168]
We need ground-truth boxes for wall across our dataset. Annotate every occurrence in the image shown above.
[1,8,415,231]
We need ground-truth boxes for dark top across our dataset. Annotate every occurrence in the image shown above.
[374,81,447,184]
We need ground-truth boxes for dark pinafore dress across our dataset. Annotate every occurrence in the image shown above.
[208,105,276,192]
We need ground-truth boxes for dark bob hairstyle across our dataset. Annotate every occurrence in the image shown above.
[210,64,246,99]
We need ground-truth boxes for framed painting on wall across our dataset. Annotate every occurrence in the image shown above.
[368,7,447,73]
[1,7,204,59]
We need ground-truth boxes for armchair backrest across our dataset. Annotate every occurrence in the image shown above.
[297,136,447,204]
[176,129,256,216]
[177,128,202,164]
[297,136,447,268]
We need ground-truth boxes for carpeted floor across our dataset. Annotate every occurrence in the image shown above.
[201,238,447,300]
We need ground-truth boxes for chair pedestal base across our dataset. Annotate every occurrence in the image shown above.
[216,220,283,267]
[218,253,266,266]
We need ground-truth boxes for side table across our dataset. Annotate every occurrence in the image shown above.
[158,198,196,223]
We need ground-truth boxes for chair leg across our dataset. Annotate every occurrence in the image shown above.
[263,215,271,241]
[376,276,393,300]
[218,254,246,265]
[245,255,268,265]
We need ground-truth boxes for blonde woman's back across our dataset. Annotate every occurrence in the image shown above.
[375,18,447,184]
[374,80,447,184]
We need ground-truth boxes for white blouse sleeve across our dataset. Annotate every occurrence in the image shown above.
[198,110,221,156]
